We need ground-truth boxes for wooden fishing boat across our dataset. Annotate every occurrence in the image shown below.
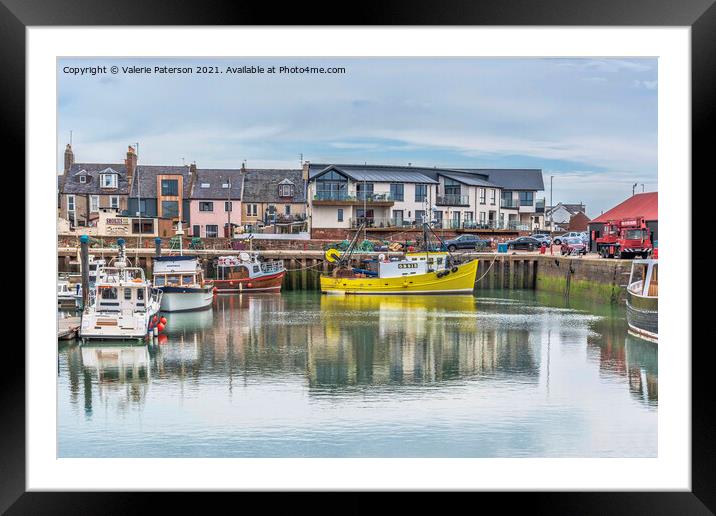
[320,223,478,295]
[626,258,658,343]
[212,252,286,293]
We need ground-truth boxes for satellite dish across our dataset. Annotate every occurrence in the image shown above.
[239,252,250,262]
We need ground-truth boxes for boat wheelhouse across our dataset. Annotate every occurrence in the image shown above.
[213,253,286,293]
[153,255,214,312]
[626,258,658,343]
[79,251,162,341]
[57,278,81,309]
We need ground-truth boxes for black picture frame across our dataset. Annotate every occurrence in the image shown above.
[4,0,712,512]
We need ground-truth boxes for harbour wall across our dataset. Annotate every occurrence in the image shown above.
[57,248,634,304]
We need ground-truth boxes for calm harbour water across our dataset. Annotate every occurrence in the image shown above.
[58,290,657,458]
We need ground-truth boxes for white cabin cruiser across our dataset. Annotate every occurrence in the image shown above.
[57,278,81,308]
[79,244,162,341]
[153,255,214,312]
[152,222,213,312]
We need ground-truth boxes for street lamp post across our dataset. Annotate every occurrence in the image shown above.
[549,175,553,232]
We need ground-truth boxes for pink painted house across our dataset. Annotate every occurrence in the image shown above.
[189,168,243,238]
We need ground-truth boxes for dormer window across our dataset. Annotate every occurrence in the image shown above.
[100,173,118,189]
[279,184,294,197]
[79,175,87,184]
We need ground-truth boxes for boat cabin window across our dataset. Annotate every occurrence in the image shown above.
[100,287,117,299]
[124,288,132,300]
[182,275,194,285]
[166,275,182,286]
[137,288,144,300]
[154,275,165,287]
[253,265,260,273]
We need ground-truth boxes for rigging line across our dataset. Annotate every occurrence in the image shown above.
[474,254,499,284]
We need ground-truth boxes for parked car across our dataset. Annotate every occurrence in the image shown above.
[531,233,552,246]
[505,236,542,251]
[443,234,491,251]
[560,237,587,255]
[552,232,584,245]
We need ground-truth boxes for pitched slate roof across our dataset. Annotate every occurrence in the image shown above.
[437,171,500,188]
[129,165,192,198]
[309,164,439,184]
[191,169,243,200]
[242,169,306,203]
[60,163,129,195]
[458,168,544,191]
[591,192,658,223]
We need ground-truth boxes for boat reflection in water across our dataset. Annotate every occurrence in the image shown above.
[313,294,539,388]
[59,291,657,458]
[624,334,658,406]
[78,343,151,414]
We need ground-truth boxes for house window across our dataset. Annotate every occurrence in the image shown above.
[464,211,474,221]
[90,195,99,212]
[193,225,200,237]
[356,182,374,200]
[390,183,404,201]
[206,225,218,238]
[479,212,486,224]
[100,174,117,188]
[315,170,348,200]
[79,175,87,184]
[285,205,291,215]
[161,179,179,196]
[246,204,258,217]
[199,201,214,212]
[519,191,534,206]
[110,196,119,209]
[337,208,344,222]
[444,178,461,196]
[132,220,154,234]
[67,195,75,212]
[225,201,232,212]
[490,189,496,205]
[279,184,294,197]
[415,184,428,202]
[480,188,486,204]
[161,200,179,218]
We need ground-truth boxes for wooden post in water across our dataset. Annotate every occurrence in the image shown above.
[80,234,90,309]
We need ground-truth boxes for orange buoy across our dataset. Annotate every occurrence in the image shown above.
[157,323,165,332]
[160,316,167,325]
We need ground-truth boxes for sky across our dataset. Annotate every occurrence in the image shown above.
[58,57,657,216]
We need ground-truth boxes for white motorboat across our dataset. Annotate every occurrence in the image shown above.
[153,255,214,312]
[57,278,81,309]
[79,244,162,341]
[152,221,214,312]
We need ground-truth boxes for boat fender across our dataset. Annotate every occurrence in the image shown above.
[451,267,458,273]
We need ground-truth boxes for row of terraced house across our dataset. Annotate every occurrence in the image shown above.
[57,144,546,240]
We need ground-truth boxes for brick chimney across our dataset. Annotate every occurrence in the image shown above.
[302,160,310,181]
[64,143,74,174]
[125,145,138,185]
[240,161,246,174]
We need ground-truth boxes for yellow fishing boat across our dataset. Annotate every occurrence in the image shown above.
[320,249,478,295]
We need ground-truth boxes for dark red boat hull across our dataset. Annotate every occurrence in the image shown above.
[211,271,285,293]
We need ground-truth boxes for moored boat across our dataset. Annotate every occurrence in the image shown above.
[626,258,658,343]
[212,253,286,293]
[320,223,478,295]
[79,244,162,341]
[153,255,214,312]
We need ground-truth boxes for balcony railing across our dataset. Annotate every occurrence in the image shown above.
[436,194,470,206]
[350,217,424,229]
[314,191,394,203]
[347,217,539,231]
[501,198,519,209]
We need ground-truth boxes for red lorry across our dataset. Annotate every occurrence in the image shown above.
[595,217,653,259]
